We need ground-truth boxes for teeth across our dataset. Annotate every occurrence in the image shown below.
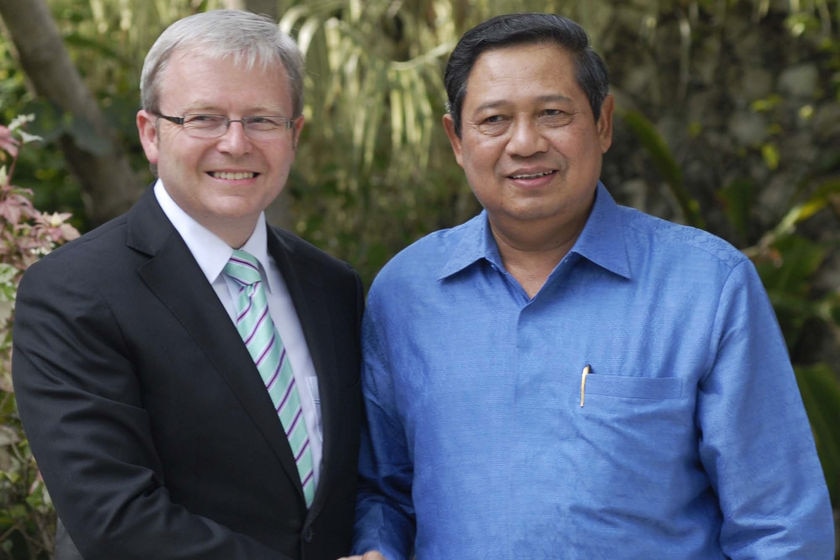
[212,171,255,180]
[511,171,553,179]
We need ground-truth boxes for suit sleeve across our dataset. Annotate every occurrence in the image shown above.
[11,257,292,560]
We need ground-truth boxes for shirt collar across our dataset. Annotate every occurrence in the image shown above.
[438,182,631,281]
[438,213,496,280]
[572,182,632,280]
[153,180,273,290]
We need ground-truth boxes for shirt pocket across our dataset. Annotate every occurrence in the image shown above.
[583,373,683,400]
[575,373,692,459]
[571,373,697,504]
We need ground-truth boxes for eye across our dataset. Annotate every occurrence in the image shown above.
[475,114,511,136]
[183,114,226,128]
[538,109,573,127]
[244,116,291,131]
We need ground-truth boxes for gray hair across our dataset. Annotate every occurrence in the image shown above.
[140,9,304,117]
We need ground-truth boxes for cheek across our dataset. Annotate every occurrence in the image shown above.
[459,138,498,171]
[551,131,600,165]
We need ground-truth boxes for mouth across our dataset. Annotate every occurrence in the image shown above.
[509,170,556,180]
[209,171,258,180]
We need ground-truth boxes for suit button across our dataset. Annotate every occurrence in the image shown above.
[302,526,315,542]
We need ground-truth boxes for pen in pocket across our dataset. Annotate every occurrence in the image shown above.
[579,364,592,407]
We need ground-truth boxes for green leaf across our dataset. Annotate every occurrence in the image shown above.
[618,109,705,228]
[796,363,840,501]
[0,264,18,303]
[755,234,825,295]
[717,178,755,240]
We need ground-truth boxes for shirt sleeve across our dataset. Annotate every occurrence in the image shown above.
[697,259,835,558]
[351,303,416,560]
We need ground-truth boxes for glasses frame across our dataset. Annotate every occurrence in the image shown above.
[154,113,296,139]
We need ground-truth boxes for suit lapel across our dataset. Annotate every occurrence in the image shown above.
[267,231,337,403]
[125,189,305,498]
[267,229,341,515]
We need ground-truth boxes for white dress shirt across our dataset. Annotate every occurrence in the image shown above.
[154,181,323,487]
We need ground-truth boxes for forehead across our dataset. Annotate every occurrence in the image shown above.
[464,43,582,106]
[158,49,292,110]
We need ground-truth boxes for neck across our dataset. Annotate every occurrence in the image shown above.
[489,216,585,298]
[207,215,262,250]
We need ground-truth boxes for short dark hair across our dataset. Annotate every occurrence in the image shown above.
[444,13,609,137]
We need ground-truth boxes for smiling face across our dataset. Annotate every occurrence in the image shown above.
[136,49,303,247]
[443,42,613,249]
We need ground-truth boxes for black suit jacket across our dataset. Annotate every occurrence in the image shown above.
[12,188,364,560]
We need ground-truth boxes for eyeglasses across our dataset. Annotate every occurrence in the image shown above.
[154,113,295,140]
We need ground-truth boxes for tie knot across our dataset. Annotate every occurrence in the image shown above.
[224,250,263,286]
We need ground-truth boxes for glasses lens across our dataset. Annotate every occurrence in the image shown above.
[182,115,227,138]
[245,116,287,132]
[179,114,291,139]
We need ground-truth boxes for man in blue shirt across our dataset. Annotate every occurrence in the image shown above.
[342,12,835,560]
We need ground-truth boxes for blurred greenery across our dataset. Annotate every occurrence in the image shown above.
[0,0,838,557]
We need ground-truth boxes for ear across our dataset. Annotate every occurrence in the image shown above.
[291,115,305,151]
[136,110,160,164]
[597,94,614,154]
[442,113,464,167]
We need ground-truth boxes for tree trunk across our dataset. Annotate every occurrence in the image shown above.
[248,0,279,19]
[0,0,143,226]
[222,0,278,19]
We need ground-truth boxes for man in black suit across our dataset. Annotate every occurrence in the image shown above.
[12,9,363,560]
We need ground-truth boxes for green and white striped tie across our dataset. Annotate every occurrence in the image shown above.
[224,250,315,507]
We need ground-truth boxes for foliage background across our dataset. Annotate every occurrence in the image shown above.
[0,0,838,557]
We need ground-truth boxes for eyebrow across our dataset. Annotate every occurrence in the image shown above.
[180,104,287,115]
[472,94,575,113]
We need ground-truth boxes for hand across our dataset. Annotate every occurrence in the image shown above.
[337,552,386,560]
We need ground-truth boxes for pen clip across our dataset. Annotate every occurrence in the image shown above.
[579,364,591,407]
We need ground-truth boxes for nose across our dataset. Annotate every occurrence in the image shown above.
[505,116,548,157]
[216,120,252,155]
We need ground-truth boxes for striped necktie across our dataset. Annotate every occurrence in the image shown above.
[224,250,315,507]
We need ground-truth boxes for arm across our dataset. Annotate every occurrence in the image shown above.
[11,259,288,560]
[350,310,416,560]
[697,261,834,558]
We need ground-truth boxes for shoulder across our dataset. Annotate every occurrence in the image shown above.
[381,216,481,275]
[268,225,359,281]
[619,205,749,270]
[20,214,131,283]
[367,216,480,308]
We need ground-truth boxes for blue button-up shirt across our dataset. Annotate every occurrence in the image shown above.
[353,183,834,559]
